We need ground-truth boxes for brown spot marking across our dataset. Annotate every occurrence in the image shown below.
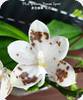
[30,30,42,42]
[49,42,52,45]
[56,41,61,47]
[56,69,68,83]
[66,66,70,70]
[18,67,22,71]
[16,53,19,56]
[30,47,32,50]
[60,60,66,65]
[57,63,60,67]
[8,74,10,77]
[31,42,35,47]
[16,76,18,78]
[19,72,38,85]
[30,36,33,42]
[53,57,56,60]
[43,32,49,39]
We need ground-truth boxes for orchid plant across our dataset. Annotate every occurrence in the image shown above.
[0,20,83,100]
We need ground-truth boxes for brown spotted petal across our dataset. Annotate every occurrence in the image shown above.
[29,20,50,43]
[52,36,69,60]
[46,60,76,87]
[11,64,46,90]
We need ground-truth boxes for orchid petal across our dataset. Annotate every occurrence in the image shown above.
[52,36,69,60]
[35,36,69,62]
[47,60,76,87]
[38,66,47,87]
[29,20,50,43]
[0,97,6,100]
[8,40,37,65]
[0,68,12,99]
[11,64,46,90]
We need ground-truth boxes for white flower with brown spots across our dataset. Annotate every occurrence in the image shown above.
[0,61,13,100]
[8,20,76,90]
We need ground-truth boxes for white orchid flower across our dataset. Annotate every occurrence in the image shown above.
[0,61,13,100]
[8,20,76,90]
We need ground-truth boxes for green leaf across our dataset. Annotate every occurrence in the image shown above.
[72,9,83,18]
[70,37,83,50]
[67,55,83,68]
[28,85,39,92]
[67,96,75,100]
[70,84,79,91]
[0,20,28,41]
[47,20,82,39]
[67,56,83,63]
[69,35,80,45]
[0,37,17,70]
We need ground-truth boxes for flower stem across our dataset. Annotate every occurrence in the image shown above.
[70,34,83,47]
[45,75,83,98]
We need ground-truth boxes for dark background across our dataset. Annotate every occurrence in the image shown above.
[0,0,83,34]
